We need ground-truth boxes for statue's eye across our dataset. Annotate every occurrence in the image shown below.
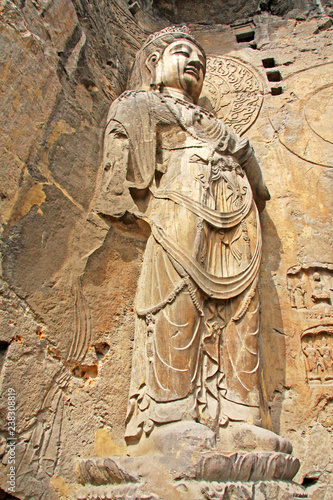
[174,50,190,57]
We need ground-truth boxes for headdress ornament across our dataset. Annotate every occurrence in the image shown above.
[141,25,205,57]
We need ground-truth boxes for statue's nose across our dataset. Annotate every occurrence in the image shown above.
[187,59,204,72]
[189,49,204,68]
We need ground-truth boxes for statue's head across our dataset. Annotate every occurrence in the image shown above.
[129,26,206,103]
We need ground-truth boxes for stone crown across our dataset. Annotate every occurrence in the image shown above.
[141,25,205,55]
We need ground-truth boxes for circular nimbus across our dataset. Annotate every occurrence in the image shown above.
[199,56,264,136]
[304,85,333,146]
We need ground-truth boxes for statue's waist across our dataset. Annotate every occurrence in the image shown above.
[152,189,253,229]
[150,217,261,300]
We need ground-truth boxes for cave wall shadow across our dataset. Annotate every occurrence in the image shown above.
[260,209,286,436]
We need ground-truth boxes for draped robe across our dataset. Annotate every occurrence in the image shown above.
[95,90,270,442]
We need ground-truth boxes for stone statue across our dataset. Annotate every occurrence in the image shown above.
[303,340,319,380]
[319,339,333,377]
[94,26,290,455]
[76,25,310,499]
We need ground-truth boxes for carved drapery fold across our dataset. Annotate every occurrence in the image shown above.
[95,90,267,443]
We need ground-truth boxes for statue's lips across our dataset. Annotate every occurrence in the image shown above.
[184,66,200,80]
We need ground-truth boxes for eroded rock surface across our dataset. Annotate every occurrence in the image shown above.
[0,1,332,499]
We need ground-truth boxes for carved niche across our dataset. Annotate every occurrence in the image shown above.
[287,263,333,317]
[301,325,333,385]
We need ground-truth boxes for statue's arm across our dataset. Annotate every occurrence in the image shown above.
[94,121,139,218]
[232,135,271,213]
[242,145,271,213]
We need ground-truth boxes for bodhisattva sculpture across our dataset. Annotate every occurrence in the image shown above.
[94,26,291,455]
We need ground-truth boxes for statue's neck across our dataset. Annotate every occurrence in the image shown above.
[160,86,194,104]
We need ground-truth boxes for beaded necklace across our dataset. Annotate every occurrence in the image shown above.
[157,92,230,153]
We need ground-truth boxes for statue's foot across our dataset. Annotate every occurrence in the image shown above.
[128,420,292,459]
[127,420,216,457]
[218,422,292,454]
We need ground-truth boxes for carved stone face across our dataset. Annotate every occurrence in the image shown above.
[157,39,206,102]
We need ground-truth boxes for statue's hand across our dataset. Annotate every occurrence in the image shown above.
[257,183,271,202]
[119,212,138,224]
[255,184,271,212]
[119,210,149,225]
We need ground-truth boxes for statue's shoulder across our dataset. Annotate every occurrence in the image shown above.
[106,90,158,123]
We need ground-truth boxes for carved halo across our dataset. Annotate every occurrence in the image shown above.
[199,55,264,136]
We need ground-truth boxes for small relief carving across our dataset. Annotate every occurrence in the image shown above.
[301,325,333,385]
[311,272,331,305]
[290,278,306,309]
[287,263,333,312]
[199,56,264,136]
[14,277,94,494]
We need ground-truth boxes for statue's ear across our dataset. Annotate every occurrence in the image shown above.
[145,51,161,86]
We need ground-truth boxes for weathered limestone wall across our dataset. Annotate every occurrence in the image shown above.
[0,2,148,498]
[0,1,332,499]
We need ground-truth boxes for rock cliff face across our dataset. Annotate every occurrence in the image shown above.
[0,1,332,499]
[149,0,331,23]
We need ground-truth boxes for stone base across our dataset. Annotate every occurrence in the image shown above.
[75,454,309,500]
[76,479,309,500]
[76,422,308,499]
[76,481,309,500]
